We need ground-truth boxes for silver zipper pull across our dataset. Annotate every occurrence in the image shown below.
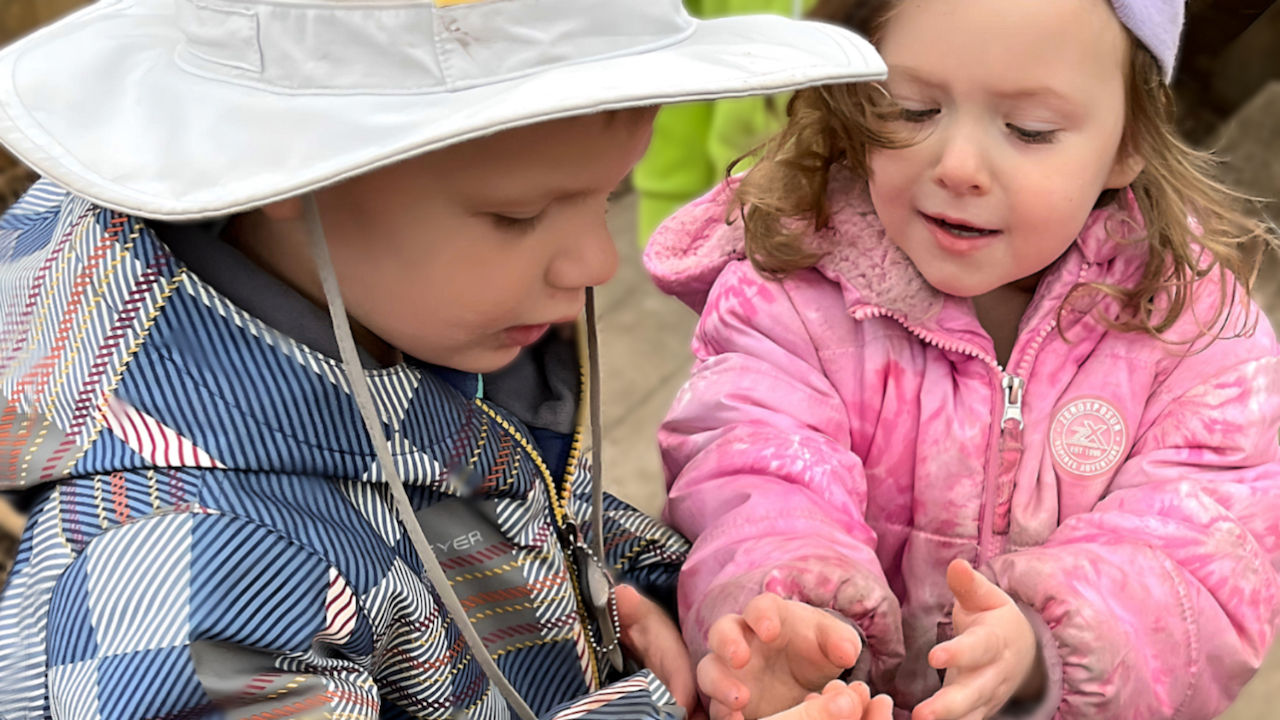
[1002,375,1025,428]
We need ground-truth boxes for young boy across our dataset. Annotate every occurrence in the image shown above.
[0,1,887,719]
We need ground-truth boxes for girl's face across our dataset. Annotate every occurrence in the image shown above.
[867,0,1144,299]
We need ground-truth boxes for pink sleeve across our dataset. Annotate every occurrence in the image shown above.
[989,326,1280,720]
[659,262,904,687]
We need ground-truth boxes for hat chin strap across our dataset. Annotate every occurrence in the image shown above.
[303,195,540,720]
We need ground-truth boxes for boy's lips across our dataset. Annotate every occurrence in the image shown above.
[501,316,577,348]
[502,324,551,347]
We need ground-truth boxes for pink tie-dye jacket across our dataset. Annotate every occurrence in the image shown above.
[643,171,1280,719]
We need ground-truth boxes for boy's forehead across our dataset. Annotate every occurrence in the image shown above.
[362,112,652,200]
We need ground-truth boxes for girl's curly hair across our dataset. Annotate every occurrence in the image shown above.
[733,0,1277,341]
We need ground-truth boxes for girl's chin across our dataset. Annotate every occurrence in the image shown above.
[914,267,1002,299]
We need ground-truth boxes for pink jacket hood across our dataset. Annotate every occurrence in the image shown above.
[644,171,1280,720]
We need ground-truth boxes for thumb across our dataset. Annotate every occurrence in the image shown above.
[614,583,647,625]
[614,585,697,714]
[946,559,1006,614]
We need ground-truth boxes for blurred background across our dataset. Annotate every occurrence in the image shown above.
[0,0,1278,716]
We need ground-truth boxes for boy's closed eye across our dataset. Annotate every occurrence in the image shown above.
[484,191,612,234]
[489,211,545,232]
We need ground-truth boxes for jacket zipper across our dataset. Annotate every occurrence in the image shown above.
[990,376,1026,552]
[472,398,603,689]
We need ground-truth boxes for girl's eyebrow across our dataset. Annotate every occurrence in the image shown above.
[889,65,1082,115]
[886,65,942,89]
[991,87,1078,107]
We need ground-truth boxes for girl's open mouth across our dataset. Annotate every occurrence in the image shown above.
[924,214,1000,238]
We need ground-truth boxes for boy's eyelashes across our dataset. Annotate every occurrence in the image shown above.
[894,107,1061,145]
[488,211,544,232]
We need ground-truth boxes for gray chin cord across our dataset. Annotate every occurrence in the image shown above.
[303,195,542,720]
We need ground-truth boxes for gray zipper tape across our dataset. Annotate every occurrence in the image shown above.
[303,195,540,720]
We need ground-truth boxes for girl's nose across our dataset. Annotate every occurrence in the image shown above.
[547,221,619,291]
[933,128,991,196]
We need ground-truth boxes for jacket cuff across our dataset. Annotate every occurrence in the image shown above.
[995,602,1062,720]
[824,610,873,687]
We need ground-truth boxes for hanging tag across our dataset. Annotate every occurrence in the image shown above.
[574,543,624,673]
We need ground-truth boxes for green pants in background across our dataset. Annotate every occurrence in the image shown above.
[633,0,813,245]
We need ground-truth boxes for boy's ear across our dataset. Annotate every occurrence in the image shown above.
[1105,148,1145,189]
[260,197,305,221]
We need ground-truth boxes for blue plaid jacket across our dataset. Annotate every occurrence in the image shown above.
[0,182,690,720]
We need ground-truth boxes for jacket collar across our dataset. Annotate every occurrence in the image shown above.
[813,170,1150,341]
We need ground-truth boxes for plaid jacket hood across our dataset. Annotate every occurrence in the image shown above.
[0,181,690,720]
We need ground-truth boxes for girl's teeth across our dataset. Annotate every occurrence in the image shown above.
[938,218,994,237]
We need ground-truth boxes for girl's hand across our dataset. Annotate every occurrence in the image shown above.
[912,560,1039,720]
[697,593,863,720]
[615,584,700,720]
[766,681,894,720]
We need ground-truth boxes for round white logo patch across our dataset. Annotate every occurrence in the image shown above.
[1049,398,1127,477]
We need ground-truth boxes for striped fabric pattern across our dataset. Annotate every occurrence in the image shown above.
[0,184,691,720]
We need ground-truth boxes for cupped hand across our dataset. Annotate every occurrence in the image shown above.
[697,593,863,720]
[911,560,1039,720]
[615,584,700,720]
[765,681,894,720]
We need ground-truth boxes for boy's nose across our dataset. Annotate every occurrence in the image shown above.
[547,223,619,291]
[933,128,991,196]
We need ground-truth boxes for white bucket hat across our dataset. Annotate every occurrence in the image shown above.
[0,0,885,221]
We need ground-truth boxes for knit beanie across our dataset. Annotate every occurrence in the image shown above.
[1111,0,1186,82]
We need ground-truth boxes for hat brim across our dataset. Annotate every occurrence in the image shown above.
[0,1,884,220]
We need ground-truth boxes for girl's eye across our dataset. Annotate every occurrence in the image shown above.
[490,213,542,232]
[899,108,940,123]
[1008,124,1059,145]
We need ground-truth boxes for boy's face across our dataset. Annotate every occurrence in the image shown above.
[866,0,1143,299]
[266,110,655,373]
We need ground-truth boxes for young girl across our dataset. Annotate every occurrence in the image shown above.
[0,1,895,719]
[644,0,1280,718]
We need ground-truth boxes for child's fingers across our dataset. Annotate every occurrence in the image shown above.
[843,681,871,708]
[708,698,745,720]
[696,655,750,711]
[742,593,785,644]
[946,560,1007,616]
[800,684,860,720]
[816,617,862,668]
[707,615,754,669]
[763,684,868,720]
[614,586,697,714]
[864,694,894,720]
[910,680,983,720]
[928,627,997,671]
